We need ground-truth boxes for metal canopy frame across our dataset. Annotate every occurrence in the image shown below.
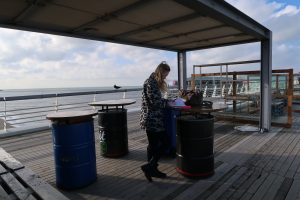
[0,0,272,131]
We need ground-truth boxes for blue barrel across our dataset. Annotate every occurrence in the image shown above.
[164,108,180,156]
[51,119,97,189]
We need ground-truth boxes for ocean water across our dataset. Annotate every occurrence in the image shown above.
[0,87,142,128]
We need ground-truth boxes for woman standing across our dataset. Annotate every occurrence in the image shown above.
[140,61,171,182]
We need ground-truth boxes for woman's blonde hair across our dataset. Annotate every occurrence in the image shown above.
[154,61,170,92]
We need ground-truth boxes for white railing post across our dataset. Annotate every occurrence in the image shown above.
[92,94,96,110]
[4,97,7,131]
[55,94,58,111]
[123,91,126,99]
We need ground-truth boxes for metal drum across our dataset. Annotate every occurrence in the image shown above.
[98,109,128,157]
[176,114,214,178]
[164,108,180,156]
[52,118,97,189]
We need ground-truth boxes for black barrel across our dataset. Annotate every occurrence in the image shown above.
[98,109,128,157]
[176,114,214,178]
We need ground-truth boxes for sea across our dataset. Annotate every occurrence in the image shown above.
[0,86,143,128]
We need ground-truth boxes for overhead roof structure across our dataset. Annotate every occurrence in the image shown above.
[0,0,272,131]
[0,0,270,52]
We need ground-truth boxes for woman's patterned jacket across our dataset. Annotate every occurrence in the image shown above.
[140,72,168,132]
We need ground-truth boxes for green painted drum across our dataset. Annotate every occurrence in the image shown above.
[98,109,128,157]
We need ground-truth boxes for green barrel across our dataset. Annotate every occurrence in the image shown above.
[98,109,128,157]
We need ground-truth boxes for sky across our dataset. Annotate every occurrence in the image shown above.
[0,0,300,89]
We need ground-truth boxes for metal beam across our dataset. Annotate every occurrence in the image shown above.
[143,25,226,44]
[180,38,259,52]
[260,31,272,132]
[174,0,270,39]
[194,60,260,68]
[178,51,187,90]
[167,33,247,49]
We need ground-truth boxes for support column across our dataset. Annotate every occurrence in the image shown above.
[178,51,187,90]
[260,32,272,132]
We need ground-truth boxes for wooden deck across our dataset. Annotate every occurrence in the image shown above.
[1,111,300,200]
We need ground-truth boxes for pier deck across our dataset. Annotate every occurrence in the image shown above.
[1,111,300,200]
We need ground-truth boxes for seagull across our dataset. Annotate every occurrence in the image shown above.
[114,84,121,89]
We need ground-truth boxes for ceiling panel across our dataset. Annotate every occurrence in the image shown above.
[0,0,270,52]
[0,0,27,20]
[87,19,141,36]
[23,4,95,30]
[52,0,139,15]
[119,0,194,26]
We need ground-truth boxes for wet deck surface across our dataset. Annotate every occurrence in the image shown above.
[1,111,300,200]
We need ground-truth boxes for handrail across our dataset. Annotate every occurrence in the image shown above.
[0,88,143,132]
[193,60,260,68]
[0,88,142,101]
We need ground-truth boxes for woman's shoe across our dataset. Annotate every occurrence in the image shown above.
[141,164,153,182]
[152,167,167,178]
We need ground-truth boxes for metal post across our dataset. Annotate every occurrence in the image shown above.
[177,51,187,90]
[226,64,228,96]
[220,65,223,97]
[200,66,202,90]
[260,32,272,132]
[193,65,195,90]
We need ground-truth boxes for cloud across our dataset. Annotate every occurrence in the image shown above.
[221,0,300,72]
[187,43,261,75]
[272,5,300,18]
[225,0,300,41]
[226,0,282,22]
[0,29,178,89]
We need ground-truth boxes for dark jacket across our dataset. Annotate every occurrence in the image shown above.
[140,73,168,132]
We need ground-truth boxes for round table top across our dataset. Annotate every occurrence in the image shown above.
[171,103,227,113]
[46,110,97,120]
[88,99,136,107]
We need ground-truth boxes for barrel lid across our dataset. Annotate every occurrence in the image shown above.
[46,110,97,120]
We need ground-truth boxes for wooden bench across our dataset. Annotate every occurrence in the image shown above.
[0,148,68,200]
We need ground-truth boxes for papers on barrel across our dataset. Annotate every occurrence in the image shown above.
[168,98,191,109]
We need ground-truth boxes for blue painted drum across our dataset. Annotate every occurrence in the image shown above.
[164,108,181,155]
[51,119,97,189]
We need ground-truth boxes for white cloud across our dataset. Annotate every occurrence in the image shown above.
[221,0,300,72]
[226,0,282,22]
[0,29,178,89]
[187,43,261,76]
[272,5,300,18]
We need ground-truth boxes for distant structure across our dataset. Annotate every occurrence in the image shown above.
[114,84,121,89]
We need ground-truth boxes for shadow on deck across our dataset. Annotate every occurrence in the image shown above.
[1,111,300,200]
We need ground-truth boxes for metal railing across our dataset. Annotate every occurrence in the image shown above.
[0,88,142,132]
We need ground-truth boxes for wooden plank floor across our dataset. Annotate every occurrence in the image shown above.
[1,111,300,200]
